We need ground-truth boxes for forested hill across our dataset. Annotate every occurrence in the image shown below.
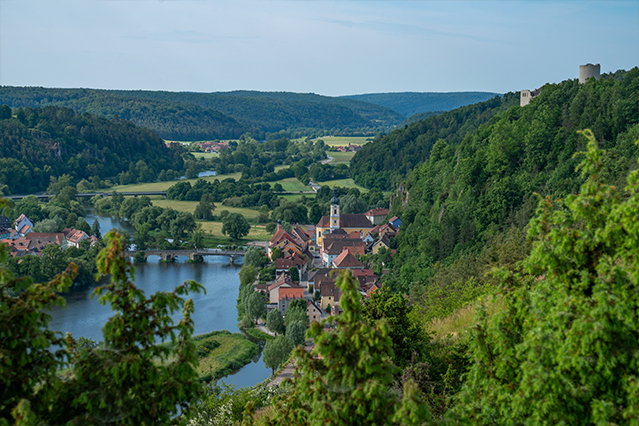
[0,87,405,140]
[343,91,500,117]
[386,67,639,293]
[350,93,519,189]
[0,105,185,195]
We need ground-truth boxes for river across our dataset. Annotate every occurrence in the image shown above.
[48,213,271,388]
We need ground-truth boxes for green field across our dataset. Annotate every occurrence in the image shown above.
[190,331,260,382]
[151,199,261,219]
[327,151,356,164]
[199,221,271,242]
[191,152,219,159]
[276,177,313,192]
[315,136,372,147]
[317,178,369,192]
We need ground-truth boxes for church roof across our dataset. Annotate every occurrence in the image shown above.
[317,214,373,229]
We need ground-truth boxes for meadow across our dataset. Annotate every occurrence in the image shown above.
[315,136,372,147]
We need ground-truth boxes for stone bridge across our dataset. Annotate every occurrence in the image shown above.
[124,248,247,264]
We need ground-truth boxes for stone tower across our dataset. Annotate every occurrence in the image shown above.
[579,63,600,84]
[329,188,340,232]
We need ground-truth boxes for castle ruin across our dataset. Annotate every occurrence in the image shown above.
[579,63,600,84]
[521,63,601,107]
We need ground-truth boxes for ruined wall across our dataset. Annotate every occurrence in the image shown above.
[579,63,601,84]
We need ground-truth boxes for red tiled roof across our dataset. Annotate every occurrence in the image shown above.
[269,228,298,247]
[278,287,304,301]
[268,273,297,292]
[317,214,373,229]
[332,250,364,268]
[365,208,389,217]
[324,239,366,255]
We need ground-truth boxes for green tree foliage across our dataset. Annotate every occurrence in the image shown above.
[286,320,306,346]
[362,286,427,369]
[388,68,639,294]
[260,270,431,425]
[0,105,184,194]
[239,265,258,287]
[284,300,309,329]
[288,266,300,282]
[266,309,285,335]
[243,246,267,269]
[456,131,639,424]
[350,92,519,189]
[221,213,251,240]
[193,193,216,220]
[262,335,294,375]
[246,291,266,325]
[1,229,204,424]
[90,220,101,238]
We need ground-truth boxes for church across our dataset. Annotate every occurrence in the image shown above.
[315,189,374,246]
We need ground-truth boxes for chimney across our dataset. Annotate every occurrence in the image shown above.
[277,219,282,231]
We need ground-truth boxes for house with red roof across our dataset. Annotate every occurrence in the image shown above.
[277,286,305,317]
[331,250,365,269]
[62,228,89,248]
[365,208,389,225]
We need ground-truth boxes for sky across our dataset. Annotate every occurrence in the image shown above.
[0,1,637,97]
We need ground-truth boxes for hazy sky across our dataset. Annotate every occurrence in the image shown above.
[1,1,637,96]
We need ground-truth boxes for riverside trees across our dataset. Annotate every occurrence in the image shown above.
[0,230,203,424]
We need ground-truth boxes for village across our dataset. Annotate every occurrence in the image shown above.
[260,189,400,324]
[0,214,96,256]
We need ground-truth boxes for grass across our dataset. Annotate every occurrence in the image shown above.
[98,170,244,193]
[276,178,313,192]
[245,328,275,341]
[191,330,260,383]
[315,136,372,147]
[280,194,315,202]
[427,294,506,341]
[327,151,356,164]
[151,199,261,219]
[199,221,271,242]
[191,152,219,159]
[316,178,369,192]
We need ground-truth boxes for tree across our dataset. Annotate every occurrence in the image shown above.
[221,213,251,240]
[457,130,639,424]
[267,309,285,335]
[288,266,300,282]
[190,223,205,249]
[243,246,266,269]
[284,301,309,329]
[194,193,216,220]
[133,222,151,251]
[362,285,427,369]
[286,320,306,346]
[0,227,205,424]
[90,219,101,239]
[246,291,266,325]
[262,335,294,375]
[239,265,258,287]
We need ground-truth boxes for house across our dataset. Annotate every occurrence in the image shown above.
[291,226,313,250]
[315,189,373,246]
[306,300,323,323]
[62,228,89,248]
[388,216,402,229]
[14,214,33,233]
[322,239,366,266]
[365,208,389,225]
[319,278,339,310]
[352,268,378,288]
[331,250,365,269]
[268,227,303,259]
[0,227,10,240]
[25,232,67,250]
[275,252,308,276]
[268,273,299,304]
[372,235,391,255]
[277,286,305,317]
[378,223,398,239]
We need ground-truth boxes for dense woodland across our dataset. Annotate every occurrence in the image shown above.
[0,105,185,194]
[343,91,500,117]
[0,87,406,140]
[349,92,520,189]
[383,68,639,295]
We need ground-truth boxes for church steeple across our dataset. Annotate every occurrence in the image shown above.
[330,188,340,232]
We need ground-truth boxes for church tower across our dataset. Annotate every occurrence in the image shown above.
[329,188,340,232]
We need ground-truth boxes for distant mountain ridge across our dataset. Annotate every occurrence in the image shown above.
[342,91,501,117]
[0,87,405,140]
